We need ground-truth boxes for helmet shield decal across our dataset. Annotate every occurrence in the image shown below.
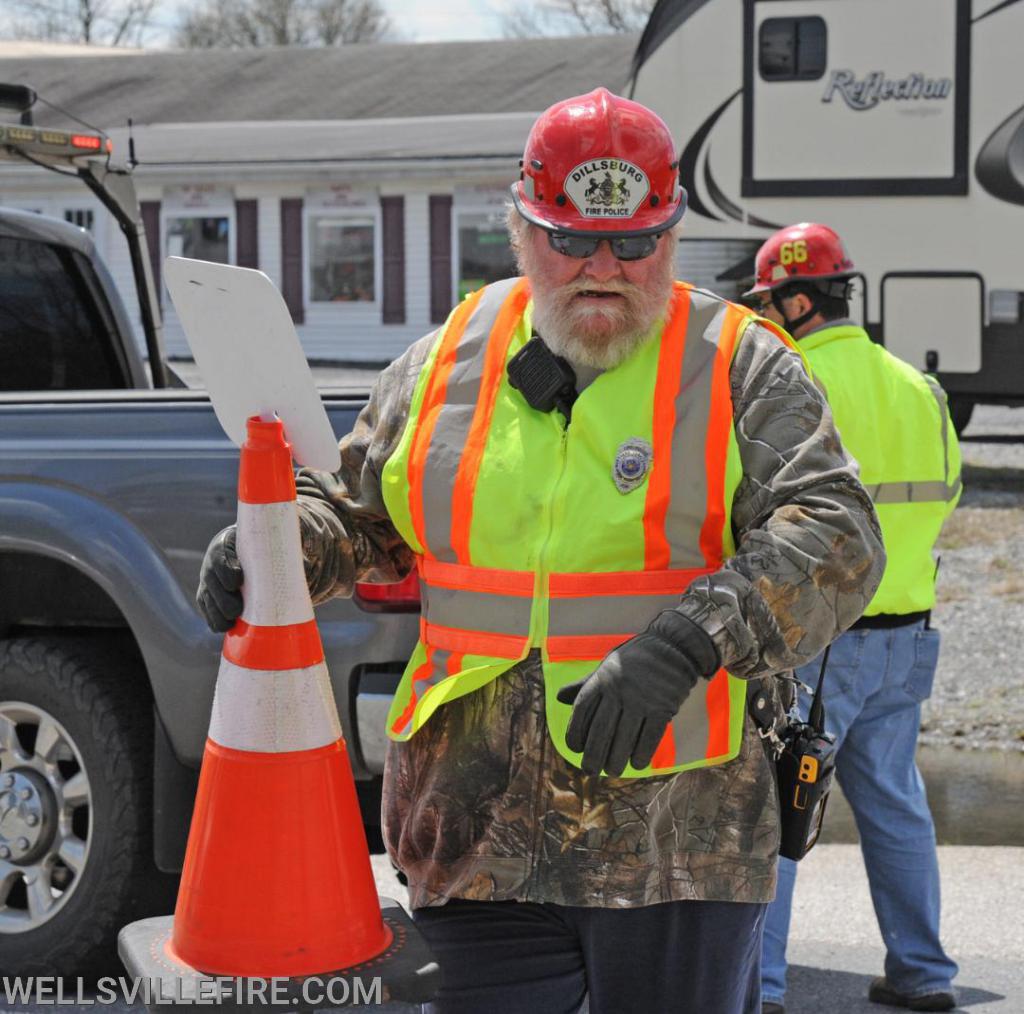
[564,158,650,220]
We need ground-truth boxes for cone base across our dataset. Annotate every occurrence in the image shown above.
[120,902,439,1010]
[174,739,389,977]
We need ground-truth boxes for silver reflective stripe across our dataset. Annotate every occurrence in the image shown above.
[423,582,533,636]
[866,479,963,504]
[548,592,683,637]
[664,291,731,569]
[236,500,314,628]
[666,689,711,768]
[925,377,953,491]
[866,377,960,504]
[418,647,453,694]
[421,278,523,562]
[209,659,342,753]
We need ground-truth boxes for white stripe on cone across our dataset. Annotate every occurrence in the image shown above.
[210,658,342,753]
[236,500,314,628]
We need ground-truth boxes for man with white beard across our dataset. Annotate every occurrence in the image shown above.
[197,89,884,1014]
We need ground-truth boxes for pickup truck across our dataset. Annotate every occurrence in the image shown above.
[0,97,418,975]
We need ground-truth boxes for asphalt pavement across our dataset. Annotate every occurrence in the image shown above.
[6,845,1010,1013]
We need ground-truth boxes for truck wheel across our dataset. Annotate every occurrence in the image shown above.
[0,635,154,975]
[948,396,975,436]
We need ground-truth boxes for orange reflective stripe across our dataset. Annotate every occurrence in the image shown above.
[547,633,631,661]
[451,279,532,564]
[548,567,712,597]
[419,557,534,595]
[753,314,800,353]
[650,725,675,769]
[390,649,435,734]
[643,285,691,571]
[407,288,486,558]
[222,619,324,671]
[699,304,744,568]
[704,668,731,758]
[421,618,527,659]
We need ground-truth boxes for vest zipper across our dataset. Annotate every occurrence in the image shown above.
[525,414,569,896]
[529,416,570,648]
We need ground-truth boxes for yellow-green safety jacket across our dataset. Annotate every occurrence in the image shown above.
[799,322,961,615]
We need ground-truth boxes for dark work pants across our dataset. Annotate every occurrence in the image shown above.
[412,897,767,1014]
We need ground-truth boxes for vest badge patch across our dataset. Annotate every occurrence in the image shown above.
[613,438,653,493]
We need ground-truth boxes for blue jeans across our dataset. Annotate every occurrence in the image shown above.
[761,621,958,1004]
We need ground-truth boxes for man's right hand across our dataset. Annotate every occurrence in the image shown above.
[196,526,244,632]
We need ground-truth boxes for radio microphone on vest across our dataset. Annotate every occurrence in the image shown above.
[507,335,578,423]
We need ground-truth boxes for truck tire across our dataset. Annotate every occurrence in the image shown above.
[0,635,156,975]
[948,396,975,436]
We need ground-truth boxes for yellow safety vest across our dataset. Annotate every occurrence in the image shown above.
[800,323,961,615]
[381,277,798,776]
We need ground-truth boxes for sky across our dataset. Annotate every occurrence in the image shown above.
[384,0,508,42]
[130,0,513,48]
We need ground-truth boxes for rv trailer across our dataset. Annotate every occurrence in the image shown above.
[631,0,1024,431]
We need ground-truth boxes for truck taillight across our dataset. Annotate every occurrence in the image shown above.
[354,569,420,613]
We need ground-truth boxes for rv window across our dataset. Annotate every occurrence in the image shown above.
[759,17,827,82]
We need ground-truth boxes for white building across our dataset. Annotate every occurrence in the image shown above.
[0,37,635,362]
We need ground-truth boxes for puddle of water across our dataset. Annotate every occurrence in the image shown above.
[820,744,1024,846]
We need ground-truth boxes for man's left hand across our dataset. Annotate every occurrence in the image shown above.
[556,610,720,776]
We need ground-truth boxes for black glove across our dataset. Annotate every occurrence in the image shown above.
[555,610,720,776]
[196,526,243,633]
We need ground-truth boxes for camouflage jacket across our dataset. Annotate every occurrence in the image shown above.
[295,299,885,909]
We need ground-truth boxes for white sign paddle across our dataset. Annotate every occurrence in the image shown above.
[164,257,341,472]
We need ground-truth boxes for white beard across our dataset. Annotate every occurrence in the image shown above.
[523,245,676,371]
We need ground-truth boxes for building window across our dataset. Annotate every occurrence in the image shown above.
[759,17,827,81]
[165,216,231,263]
[308,215,376,303]
[454,210,517,302]
[64,208,95,232]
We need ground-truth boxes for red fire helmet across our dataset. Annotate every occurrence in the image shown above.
[745,223,855,296]
[510,87,687,237]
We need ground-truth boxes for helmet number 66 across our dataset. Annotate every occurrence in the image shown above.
[779,240,808,266]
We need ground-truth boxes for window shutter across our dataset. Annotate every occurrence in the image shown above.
[280,198,304,325]
[140,200,161,308]
[380,196,406,324]
[429,195,453,324]
[235,199,258,269]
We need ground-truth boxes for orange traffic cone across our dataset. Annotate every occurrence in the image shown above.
[118,417,438,1009]
[171,416,390,976]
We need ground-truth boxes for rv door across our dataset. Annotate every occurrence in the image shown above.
[743,0,969,198]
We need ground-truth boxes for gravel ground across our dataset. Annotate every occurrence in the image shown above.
[926,404,1024,751]
[172,360,1024,750]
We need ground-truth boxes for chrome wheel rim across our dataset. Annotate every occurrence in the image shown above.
[0,702,92,933]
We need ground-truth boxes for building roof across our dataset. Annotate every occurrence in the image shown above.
[105,112,537,171]
[7,35,638,132]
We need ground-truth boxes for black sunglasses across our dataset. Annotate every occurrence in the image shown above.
[546,231,662,262]
[741,294,774,313]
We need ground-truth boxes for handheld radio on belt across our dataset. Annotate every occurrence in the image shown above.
[775,646,837,861]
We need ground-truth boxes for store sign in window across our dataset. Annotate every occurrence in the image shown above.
[457,211,517,300]
[310,216,376,302]
[166,216,230,263]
